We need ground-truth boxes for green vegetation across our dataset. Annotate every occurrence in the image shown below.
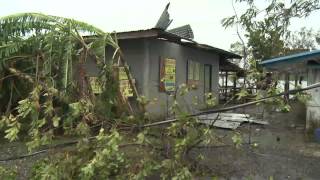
[223,0,320,61]
[0,13,221,179]
[223,0,319,106]
[0,1,319,178]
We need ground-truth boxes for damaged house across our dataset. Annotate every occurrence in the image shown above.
[86,4,242,118]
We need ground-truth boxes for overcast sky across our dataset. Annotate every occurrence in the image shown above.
[1,0,320,50]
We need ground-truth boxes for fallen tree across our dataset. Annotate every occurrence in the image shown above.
[0,11,318,179]
[0,80,317,175]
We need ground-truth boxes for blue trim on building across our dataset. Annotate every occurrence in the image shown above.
[260,50,320,67]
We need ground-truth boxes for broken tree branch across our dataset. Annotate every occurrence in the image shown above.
[1,82,319,162]
[140,82,320,128]
[0,138,161,162]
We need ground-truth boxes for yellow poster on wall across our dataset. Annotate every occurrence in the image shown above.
[164,58,176,92]
[119,67,128,80]
[118,67,134,97]
[89,77,103,94]
[119,79,134,97]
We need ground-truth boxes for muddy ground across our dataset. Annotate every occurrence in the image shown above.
[192,101,320,179]
[1,101,320,179]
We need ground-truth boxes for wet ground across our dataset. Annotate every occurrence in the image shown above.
[2,101,320,179]
[193,101,320,179]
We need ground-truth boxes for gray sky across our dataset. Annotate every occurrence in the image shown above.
[1,0,320,50]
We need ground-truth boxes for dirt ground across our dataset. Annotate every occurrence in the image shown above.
[2,101,320,179]
[193,101,320,179]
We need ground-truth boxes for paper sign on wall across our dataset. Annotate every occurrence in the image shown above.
[89,77,103,94]
[119,67,134,97]
[164,58,176,92]
[119,67,128,80]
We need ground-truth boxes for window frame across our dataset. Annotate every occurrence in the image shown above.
[187,60,201,86]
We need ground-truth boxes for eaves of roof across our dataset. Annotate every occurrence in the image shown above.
[113,28,241,59]
[260,50,320,67]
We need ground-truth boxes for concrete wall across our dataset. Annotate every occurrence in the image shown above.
[120,39,220,117]
[306,68,320,129]
[116,39,147,93]
[144,39,220,118]
[102,38,220,118]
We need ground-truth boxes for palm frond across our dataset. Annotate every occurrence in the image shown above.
[0,12,104,40]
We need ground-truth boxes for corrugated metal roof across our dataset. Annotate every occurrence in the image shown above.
[260,50,320,67]
[113,28,241,59]
[154,3,173,30]
[168,24,194,39]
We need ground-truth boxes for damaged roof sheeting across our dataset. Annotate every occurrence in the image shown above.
[168,24,194,39]
[154,3,173,30]
[114,28,241,60]
[260,49,320,69]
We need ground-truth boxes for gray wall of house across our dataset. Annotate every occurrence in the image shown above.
[144,39,219,118]
[91,38,220,118]
[115,39,147,93]
[84,39,147,92]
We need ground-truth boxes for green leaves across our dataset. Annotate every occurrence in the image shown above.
[279,102,291,113]
[76,121,90,136]
[80,129,125,179]
[205,92,217,107]
[223,0,320,61]
[178,83,189,96]
[1,114,21,142]
[16,98,34,118]
[221,15,236,28]
[0,166,17,180]
[52,116,60,128]
[0,11,130,180]
[296,91,312,104]
[0,13,104,39]
[0,11,239,179]
[137,132,145,144]
[137,95,149,106]
[236,88,249,100]
[172,167,193,180]
[130,159,161,179]
[232,132,243,149]
[160,159,193,180]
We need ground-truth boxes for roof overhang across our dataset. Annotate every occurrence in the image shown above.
[113,28,242,59]
[115,29,160,40]
[260,50,320,72]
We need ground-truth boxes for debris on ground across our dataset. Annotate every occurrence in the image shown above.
[198,113,269,129]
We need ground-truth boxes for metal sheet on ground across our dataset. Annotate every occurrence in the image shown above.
[200,119,241,129]
[197,113,268,129]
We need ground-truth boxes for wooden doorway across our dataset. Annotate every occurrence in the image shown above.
[204,64,212,93]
